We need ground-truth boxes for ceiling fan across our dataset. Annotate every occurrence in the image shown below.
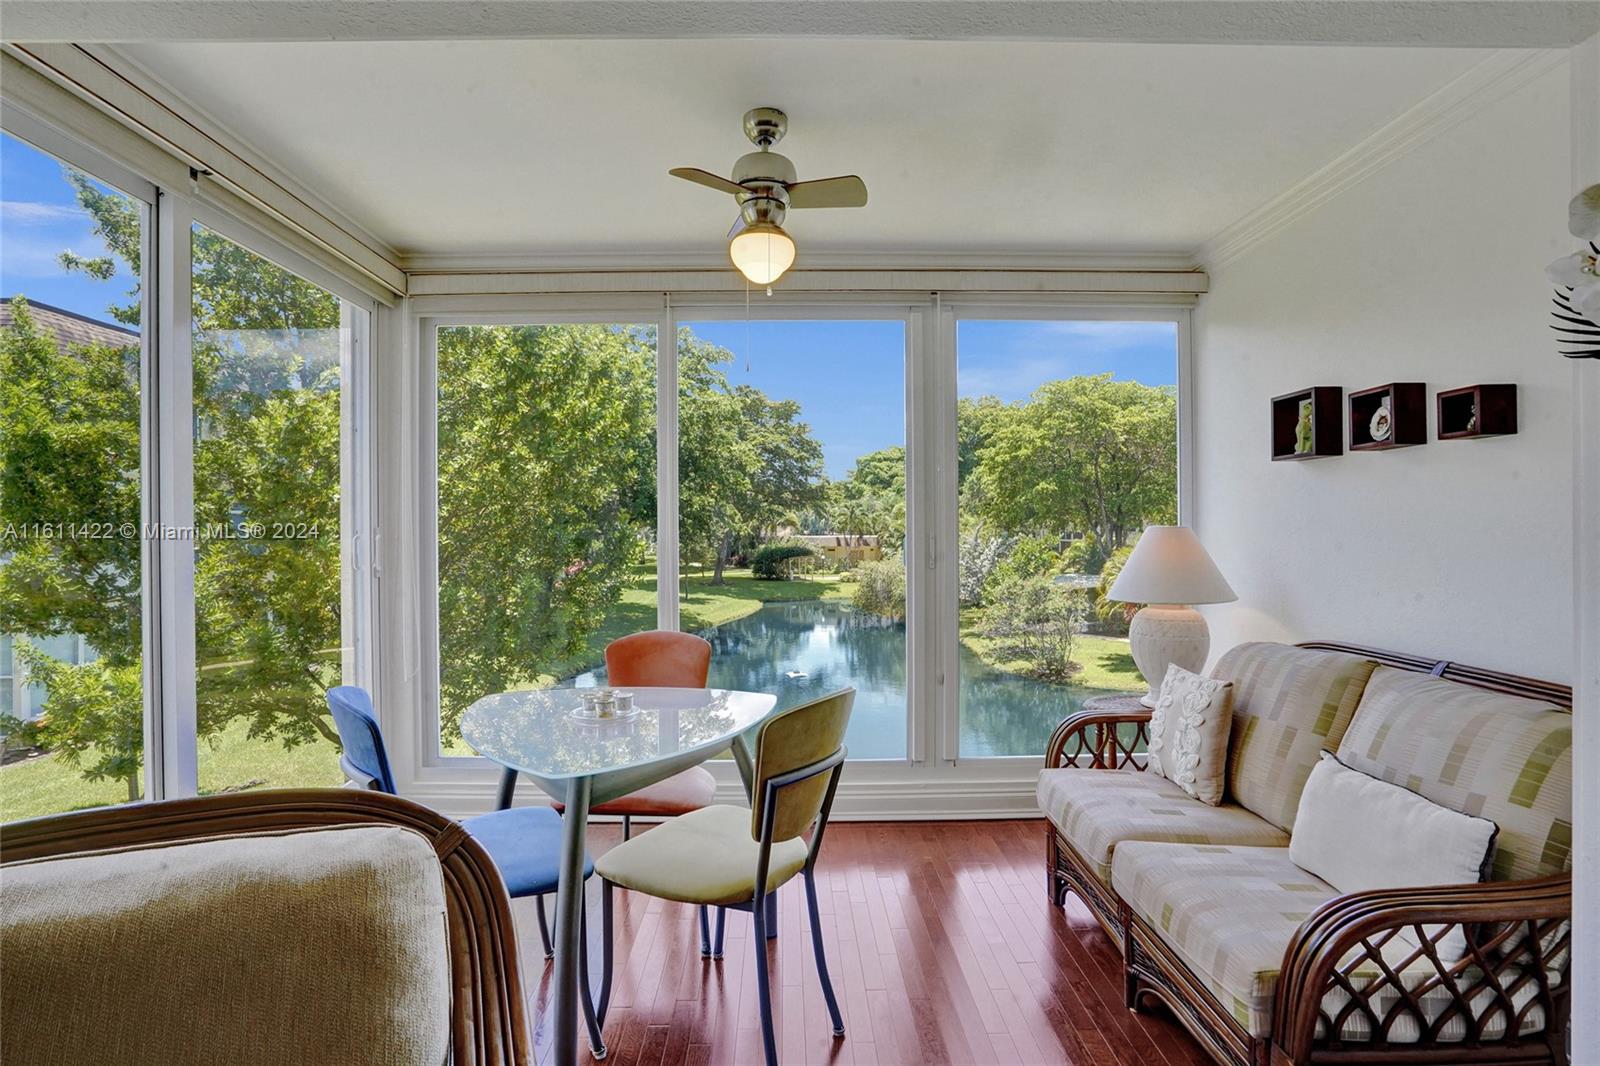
[670,107,868,285]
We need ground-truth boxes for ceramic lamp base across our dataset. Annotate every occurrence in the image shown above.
[1128,604,1211,707]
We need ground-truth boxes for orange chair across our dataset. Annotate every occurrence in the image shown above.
[504,631,720,839]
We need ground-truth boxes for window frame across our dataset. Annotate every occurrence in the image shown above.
[0,108,382,813]
[400,294,1192,814]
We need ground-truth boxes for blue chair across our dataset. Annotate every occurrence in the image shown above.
[326,686,608,1059]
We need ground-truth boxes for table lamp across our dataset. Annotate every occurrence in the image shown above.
[1106,526,1237,707]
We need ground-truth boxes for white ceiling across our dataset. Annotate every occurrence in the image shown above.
[117,39,1495,259]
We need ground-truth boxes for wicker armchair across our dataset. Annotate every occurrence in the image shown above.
[1041,643,1572,1066]
[1,789,530,1066]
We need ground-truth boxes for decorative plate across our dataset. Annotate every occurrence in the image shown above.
[1369,404,1392,442]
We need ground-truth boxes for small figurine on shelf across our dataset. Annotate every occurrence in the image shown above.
[1295,398,1314,454]
[1465,402,1478,434]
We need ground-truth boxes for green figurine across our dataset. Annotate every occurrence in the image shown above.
[1295,399,1314,454]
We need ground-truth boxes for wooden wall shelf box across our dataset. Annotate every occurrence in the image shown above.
[1349,382,1426,451]
[1271,387,1342,461]
[1437,383,1517,439]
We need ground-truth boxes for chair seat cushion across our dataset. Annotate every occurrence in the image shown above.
[594,804,809,906]
[1036,768,1288,882]
[463,806,592,897]
[1,826,450,1066]
[569,765,718,817]
[1110,842,1550,1043]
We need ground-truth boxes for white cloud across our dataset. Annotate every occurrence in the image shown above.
[1,200,87,225]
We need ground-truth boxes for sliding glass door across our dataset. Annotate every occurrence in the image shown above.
[432,321,658,755]
[676,318,909,760]
[954,317,1179,757]
[0,130,151,818]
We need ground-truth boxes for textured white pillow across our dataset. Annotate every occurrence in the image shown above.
[1146,663,1233,805]
[1291,751,1498,960]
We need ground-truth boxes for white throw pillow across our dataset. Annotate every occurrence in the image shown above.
[1146,663,1233,806]
[1291,751,1498,961]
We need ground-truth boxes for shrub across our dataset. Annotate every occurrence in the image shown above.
[750,542,815,579]
[986,535,1062,594]
[852,556,906,619]
[982,574,1085,681]
[1061,532,1104,575]
[958,530,1014,608]
[1092,544,1137,635]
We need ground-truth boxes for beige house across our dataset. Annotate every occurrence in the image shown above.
[792,534,882,566]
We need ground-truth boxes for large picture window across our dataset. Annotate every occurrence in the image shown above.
[955,318,1179,757]
[675,319,909,760]
[0,131,150,819]
[434,322,658,754]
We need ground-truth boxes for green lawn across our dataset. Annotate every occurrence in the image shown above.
[958,609,1140,692]
[1,717,341,824]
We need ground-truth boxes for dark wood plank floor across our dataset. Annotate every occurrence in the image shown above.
[522,819,1210,1066]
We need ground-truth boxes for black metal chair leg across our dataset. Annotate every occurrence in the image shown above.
[803,870,845,1036]
[622,814,632,840]
[534,892,554,960]
[712,906,726,959]
[598,880,615,1026]
[579,894,607,1060]
[751,889,779,1066]
[699,902,713,957]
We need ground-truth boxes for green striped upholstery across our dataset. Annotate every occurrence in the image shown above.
[1036,769,1287,882]
[1112,842,1551,1042]
[1211,643,1377,832]
[1336,667,1573,882]
[1113,842,1338,1036]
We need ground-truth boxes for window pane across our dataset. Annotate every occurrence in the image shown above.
[436,324,658,755]
[676,321,907,760]
[956,320,1178,757]
[191,224,348,792]
[1,131,147,819]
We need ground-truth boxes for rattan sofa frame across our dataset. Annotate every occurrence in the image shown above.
[1043,642,1572,1066]
[0,788,531,1066]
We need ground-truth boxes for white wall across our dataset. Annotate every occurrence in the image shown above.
[1194,59,1574,681]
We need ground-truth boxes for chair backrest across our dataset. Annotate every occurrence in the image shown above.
[326,686,398,795]
[605,630,712,688]
[0,789,529,1066]
[750,688,854,843]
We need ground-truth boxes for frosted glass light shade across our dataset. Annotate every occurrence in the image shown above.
[1107,526,1236,606]
[729,222,796,285]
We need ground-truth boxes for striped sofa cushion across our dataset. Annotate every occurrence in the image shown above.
[1112,842,1551,1042]
[1212,643,1377,832]
[1336,667,1572,882]
[1037,768,1288,882]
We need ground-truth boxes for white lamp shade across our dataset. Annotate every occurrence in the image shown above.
[1106,526,1236,606]
[729,222,796,285]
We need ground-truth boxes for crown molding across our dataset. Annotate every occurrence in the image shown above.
[398,248,1204,274]
[1196,47,1570,272]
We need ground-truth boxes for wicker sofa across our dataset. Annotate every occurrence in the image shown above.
[1040,641,1572,1066]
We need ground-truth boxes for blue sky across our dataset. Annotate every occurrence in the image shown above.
[4,131,1177,482]
[1,132,143,323]
[690,318,1176,478]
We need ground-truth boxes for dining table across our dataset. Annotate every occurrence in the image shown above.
[461,685,782,1065]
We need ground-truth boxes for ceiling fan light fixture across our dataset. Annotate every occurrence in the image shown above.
[729,221,796,286]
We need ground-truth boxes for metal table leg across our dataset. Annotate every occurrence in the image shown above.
[553,776,592,1065]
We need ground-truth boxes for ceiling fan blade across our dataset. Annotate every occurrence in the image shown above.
[669,167,746,196]
[786,175,868,208]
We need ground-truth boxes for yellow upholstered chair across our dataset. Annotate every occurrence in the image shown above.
[593,688,854,1066]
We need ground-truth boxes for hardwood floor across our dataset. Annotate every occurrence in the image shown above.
[522,819,1211,1066]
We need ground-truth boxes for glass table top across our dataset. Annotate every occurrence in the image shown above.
[460,686,778,782]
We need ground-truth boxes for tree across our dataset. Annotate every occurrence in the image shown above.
[677,337,825,584]
[972,374,1176,550]
[0,299,145,799]
[435,324,656,737]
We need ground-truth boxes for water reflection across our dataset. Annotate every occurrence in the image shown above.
[571,601,1111,759]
